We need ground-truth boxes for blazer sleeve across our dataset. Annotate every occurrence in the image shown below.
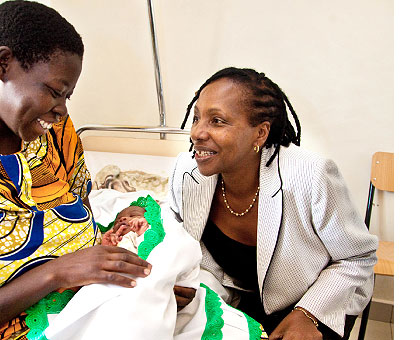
[296,158,378,336]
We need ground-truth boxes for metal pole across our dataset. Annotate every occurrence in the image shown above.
[76,124,190,136]
[147,0,166,139]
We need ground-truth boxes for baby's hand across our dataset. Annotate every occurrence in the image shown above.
[114,224,131,238]
[129,217,149,236]
[102,229,120,246]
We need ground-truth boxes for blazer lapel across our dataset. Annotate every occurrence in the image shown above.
[182,167,218,241]
[257,147,283,293]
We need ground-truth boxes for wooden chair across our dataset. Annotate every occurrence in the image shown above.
[357,152,394,340]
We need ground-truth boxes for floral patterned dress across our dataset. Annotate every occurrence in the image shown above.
[0,116,100,340]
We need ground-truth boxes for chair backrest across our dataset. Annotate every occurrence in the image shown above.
[365,152,394,229]
[370,152,394,192]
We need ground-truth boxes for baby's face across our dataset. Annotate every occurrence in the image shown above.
[113,206,146,232]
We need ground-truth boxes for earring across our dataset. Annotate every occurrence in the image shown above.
[253,145,260,153]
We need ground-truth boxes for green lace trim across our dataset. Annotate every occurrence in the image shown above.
[132,195,165,260]
[244,311,263,340]
[200,283,224,339]
[200,283,263,340]
[25,290,76,340]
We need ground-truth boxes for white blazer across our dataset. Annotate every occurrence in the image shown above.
[169,144,378,336]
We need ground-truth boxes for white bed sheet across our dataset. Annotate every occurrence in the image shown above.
[84,150,178,180]
[84,151,178,202]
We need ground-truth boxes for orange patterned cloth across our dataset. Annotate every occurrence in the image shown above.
[0,314,28,340]
[0,116,100,339]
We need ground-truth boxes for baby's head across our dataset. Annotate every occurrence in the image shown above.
[115,205,146,221]
[113,206,148,236]
[100,196,159,247]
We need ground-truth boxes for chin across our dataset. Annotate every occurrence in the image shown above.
[22,135,41,142]
[196,164,218,177]
[22,128,49,142]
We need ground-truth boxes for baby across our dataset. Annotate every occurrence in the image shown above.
[102,205,150,247]
[39,195,266,340]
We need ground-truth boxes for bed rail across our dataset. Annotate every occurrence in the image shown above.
[77,2,187,140]
[76,125,190,136]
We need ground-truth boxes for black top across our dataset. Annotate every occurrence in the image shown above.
[201,219,259,291]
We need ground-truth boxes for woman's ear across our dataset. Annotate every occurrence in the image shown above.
[0,47,13,81]
[256,121,271,147]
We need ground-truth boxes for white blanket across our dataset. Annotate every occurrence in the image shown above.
[42,190,262,340]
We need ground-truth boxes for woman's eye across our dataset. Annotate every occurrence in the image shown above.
[192,115,199,123]
[212,117,224,124]
[48,87,61,98]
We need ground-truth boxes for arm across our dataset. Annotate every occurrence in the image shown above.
[0,257,58,325]
[273,159,378,338]
[298,159,377,329]
[173,286,197,312]
[0,244,152,324]
[0,119,152,324]
[269,307,322,340]
[83,196,92,211]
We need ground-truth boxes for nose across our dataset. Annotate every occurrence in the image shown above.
[190,120,209,142]
[52,98,68,119]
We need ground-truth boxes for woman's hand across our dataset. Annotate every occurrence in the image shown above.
[173,285,196,311]
[269,308,322,340]
[50,245,152,289]
[0,245,152,324]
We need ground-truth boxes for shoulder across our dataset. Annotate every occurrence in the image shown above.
[278,144,336,172]
[279,144,325,165]
[274,145,341,189]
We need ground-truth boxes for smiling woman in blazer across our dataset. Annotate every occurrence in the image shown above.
[169,67,378,340]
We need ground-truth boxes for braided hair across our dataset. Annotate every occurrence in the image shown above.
[181,67,301,166]
[0,0,84,69]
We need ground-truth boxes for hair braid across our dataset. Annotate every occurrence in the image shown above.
[181,67,301,166]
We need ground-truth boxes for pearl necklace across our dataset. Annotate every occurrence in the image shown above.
[221,179,260,217]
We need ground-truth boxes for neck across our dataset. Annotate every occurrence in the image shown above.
[220,155,261,197]
[0,122,21,155]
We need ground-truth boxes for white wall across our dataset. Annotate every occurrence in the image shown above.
[50,0,393,241]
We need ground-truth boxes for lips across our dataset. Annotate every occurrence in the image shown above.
[37,114,61,131]
[194,147,217,160]
[37,118,54,130]
[195,150,216,157]
[113,221,130,234]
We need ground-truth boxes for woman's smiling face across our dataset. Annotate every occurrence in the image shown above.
[190,78,264,177]
[0,50,82,147]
